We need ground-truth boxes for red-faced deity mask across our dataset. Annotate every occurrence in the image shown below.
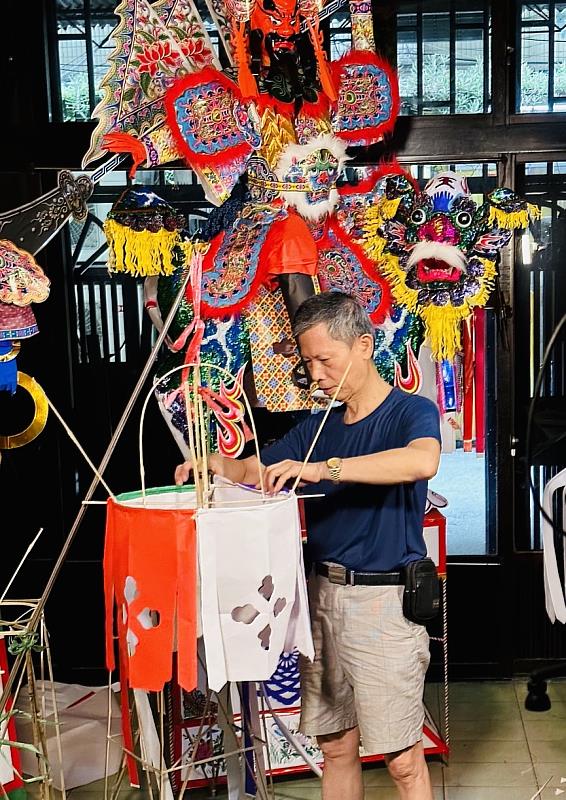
[250,0,300,66]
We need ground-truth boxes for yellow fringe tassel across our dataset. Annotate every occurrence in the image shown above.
[466,258,496,308]
[420,258,497,360]
[528,202,542,220]
[362,200,402,261]
[488,205,530,230]
[362,207,386,260]
[363,204,383,232]
[103,219,180,277]
[420,305,469,362]
[362,231,386,262]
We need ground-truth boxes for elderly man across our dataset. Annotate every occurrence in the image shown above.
[175,291,441,800]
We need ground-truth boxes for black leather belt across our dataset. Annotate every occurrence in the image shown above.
[316,562,404,586]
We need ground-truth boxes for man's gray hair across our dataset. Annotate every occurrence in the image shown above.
[292,291,374,344]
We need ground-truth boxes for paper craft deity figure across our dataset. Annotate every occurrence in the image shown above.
[90,0,484,462]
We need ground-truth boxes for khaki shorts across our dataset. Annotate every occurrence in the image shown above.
[299,570,430,754]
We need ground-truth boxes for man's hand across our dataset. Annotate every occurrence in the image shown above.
[262,460,326,495]
[175,458,197,486]
[174,454,223,486]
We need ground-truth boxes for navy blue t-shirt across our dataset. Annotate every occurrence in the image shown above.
[261,388,441,572]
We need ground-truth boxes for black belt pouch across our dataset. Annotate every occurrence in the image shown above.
[402,558,440,624]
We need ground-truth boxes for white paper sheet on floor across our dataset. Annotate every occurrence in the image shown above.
[15,681,123,790]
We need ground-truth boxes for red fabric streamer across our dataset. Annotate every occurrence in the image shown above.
[474,307,486,454]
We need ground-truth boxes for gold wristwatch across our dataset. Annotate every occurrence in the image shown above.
[326,457,342,483]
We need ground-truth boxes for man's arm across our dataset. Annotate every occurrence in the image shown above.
[329,438,440,484]
[175,453,262,486]
[262,438,440,494]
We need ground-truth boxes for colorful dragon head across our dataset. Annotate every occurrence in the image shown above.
[364,170,540,361]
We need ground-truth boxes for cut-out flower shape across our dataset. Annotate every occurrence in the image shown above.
[231,575,288,651]
[123,575,160,657]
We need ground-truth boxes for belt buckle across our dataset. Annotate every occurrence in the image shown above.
[327,564,348,585]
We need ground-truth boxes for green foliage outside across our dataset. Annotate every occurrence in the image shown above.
[520,61,566,110]
[399,52,486,115]
[61,74,91,121]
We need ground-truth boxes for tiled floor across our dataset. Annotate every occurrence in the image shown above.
[25,680,566,800]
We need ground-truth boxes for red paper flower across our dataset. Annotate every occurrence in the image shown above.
[180,38,210,66]
[138,40,178,76]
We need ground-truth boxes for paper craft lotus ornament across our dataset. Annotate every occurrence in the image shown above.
[364,170,540,361]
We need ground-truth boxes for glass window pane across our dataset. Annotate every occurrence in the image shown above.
[555,4,566,102]
[92,21,116,108]
[398,30,418,115]
[520,24,550,111]
[522,4,549,20]
[422,12,450,113]
[328,10,351,60]
[455,28,485,113]
[526,162,549,175]
[516,2,566,112]
[396,1,490,117]
[58,34,90,121]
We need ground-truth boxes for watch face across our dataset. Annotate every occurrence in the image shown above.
[328,457,340,467]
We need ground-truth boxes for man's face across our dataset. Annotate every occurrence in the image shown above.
[297,322,373,401]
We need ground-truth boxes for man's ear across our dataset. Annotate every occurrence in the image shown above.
[358,333,375,359]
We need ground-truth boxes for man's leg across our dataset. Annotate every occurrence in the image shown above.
[384,740,433,800]
[318,726,363,800]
